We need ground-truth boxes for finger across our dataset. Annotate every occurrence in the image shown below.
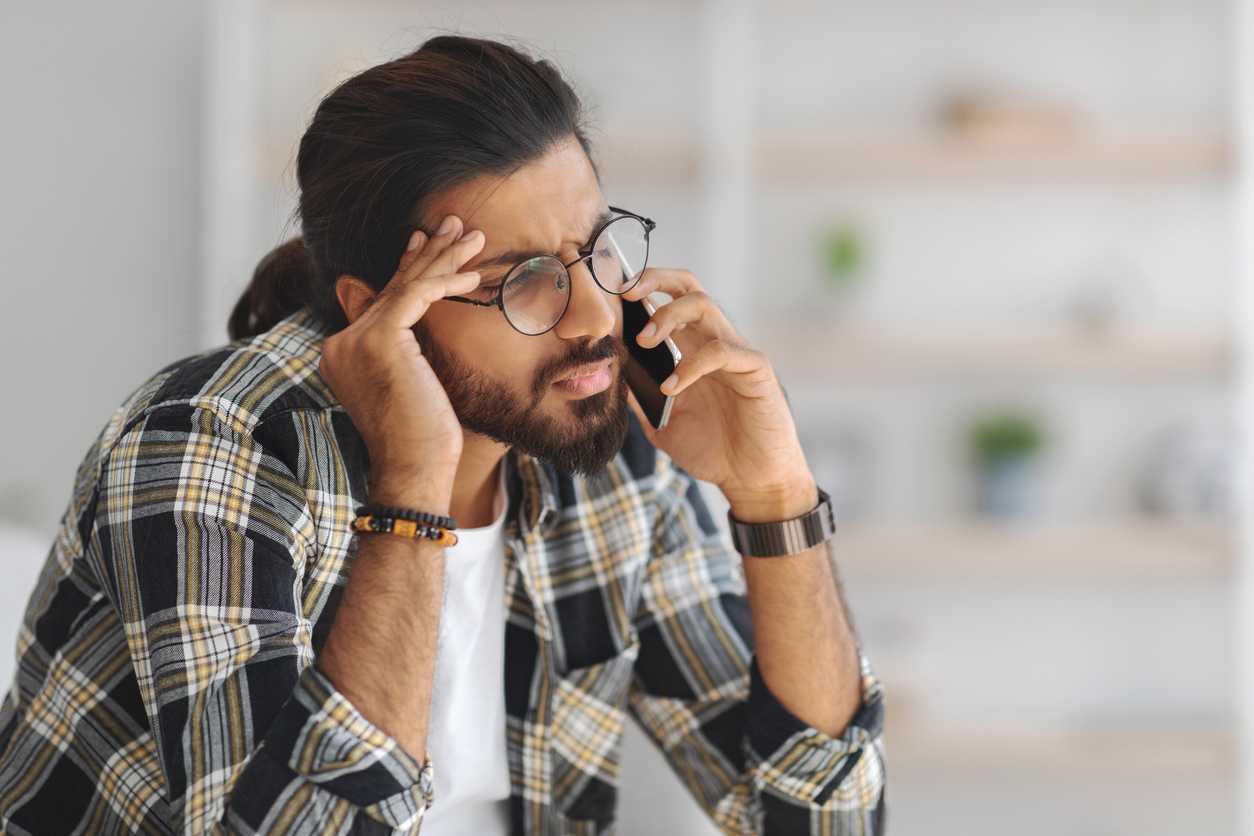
[374,269,482,331]
[662,339,766,396]
[394,230,428,276]
[422,228,485,282]
[622,267,701,302]
[375,228,485,314]
[633,291,744,350]
[392,216,481,288]
[385,217,461,293]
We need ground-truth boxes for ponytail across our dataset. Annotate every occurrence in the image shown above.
[228,237,331,341]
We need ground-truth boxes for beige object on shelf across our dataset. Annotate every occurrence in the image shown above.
[835,521,1230,579]
[758,327,1231,379]
[939,92,1088,149]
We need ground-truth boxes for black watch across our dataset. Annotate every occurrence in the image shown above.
[727,489,837,557]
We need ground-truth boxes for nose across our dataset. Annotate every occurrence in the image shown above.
[553,256,616,341]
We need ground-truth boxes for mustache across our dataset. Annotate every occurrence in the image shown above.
[531,335,628,396]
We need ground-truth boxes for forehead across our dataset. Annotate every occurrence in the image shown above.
[423,139,606,258]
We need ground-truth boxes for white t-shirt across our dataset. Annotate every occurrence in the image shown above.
[421,469,511,835]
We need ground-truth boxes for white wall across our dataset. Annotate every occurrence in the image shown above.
[0,1,205,536]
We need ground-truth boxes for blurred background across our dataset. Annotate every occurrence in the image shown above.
[2,0,1253,833]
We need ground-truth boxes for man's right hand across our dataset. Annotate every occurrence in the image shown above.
[319,215,484,511]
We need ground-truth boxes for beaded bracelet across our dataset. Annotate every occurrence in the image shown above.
[355,505,458,531]
[352,513,458,547]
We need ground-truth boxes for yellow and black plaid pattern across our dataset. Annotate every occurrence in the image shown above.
[0,311,884,835]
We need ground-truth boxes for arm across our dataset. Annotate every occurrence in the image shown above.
[621,268,864,738]
[95,218,483,835]
[97,406,432,835]
[314,215,484,758]
[629,463,884,835]
[619,269,886,833]
[735,502,861,739]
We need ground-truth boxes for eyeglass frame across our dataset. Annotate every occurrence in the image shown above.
[443,206,656,336]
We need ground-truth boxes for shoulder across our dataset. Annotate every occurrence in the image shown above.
[106,311,339,447]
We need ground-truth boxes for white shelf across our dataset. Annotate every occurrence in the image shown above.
[885,725,1231,774]
[835,521,1230,579]
[593,130,1230,184]
[757,130,1230,179]
[757,327,1231,380]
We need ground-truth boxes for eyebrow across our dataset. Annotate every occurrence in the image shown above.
[474,208,616,273]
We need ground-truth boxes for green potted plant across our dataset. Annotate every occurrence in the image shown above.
[970,412,1046,518]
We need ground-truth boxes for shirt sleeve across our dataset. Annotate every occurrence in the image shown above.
[629,467,885,836]
[93,403,433,835]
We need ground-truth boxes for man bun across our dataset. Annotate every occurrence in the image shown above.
[228,237,317,340]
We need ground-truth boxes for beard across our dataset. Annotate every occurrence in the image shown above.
[414,323,631,476]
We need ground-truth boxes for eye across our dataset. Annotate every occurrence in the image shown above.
[502,257,568,305]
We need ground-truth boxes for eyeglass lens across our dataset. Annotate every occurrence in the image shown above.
[500,256,570,336]
[591,215,650,293]
[498,215,650,335]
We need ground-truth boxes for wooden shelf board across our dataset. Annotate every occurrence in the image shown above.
[596,136,701,185]
[885,725,1232,774]
[758,130,1231,179]
[259,129,1230,186]
[835,521,1230,579]
[758,328,1231,380]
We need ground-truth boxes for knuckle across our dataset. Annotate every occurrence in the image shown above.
[706,339,731,359]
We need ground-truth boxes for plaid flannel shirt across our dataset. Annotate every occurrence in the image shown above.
[0,311,885,835]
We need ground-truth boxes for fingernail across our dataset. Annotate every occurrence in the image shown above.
[640,322,657,340]
[407,231,425,251]
[437,216,455,235]
[459,229,479,242]
[662,374,678,391]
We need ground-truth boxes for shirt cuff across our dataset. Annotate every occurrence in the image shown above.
[746,653,885,808]
[261,665,435,829]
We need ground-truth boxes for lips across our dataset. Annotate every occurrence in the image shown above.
[553,359,613,396]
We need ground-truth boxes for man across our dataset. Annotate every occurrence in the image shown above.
[0,36,883,835]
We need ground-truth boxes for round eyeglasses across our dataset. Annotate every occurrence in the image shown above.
[444,207,655,336]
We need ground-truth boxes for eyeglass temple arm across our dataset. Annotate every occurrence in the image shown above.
[444,296,499,307]
[607,205,656,232]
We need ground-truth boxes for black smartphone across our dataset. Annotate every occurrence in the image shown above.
[622,296,682,430]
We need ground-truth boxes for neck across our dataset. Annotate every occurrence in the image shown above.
[450,430,509,528]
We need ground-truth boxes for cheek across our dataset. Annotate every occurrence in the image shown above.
[428,303,545,378]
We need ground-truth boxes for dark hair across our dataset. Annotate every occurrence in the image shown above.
[228,35,593,340]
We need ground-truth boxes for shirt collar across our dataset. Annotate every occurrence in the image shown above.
[505,452,561,539]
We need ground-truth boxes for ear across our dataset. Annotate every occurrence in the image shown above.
[335,276,377,324]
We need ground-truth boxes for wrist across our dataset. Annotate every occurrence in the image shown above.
[723,474,818,524]
[368,468,457,517]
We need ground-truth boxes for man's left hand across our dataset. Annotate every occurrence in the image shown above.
[621,268,816,522]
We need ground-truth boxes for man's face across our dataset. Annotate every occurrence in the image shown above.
[417,139,630,475]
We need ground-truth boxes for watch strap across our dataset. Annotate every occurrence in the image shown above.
[727,489,836,557]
